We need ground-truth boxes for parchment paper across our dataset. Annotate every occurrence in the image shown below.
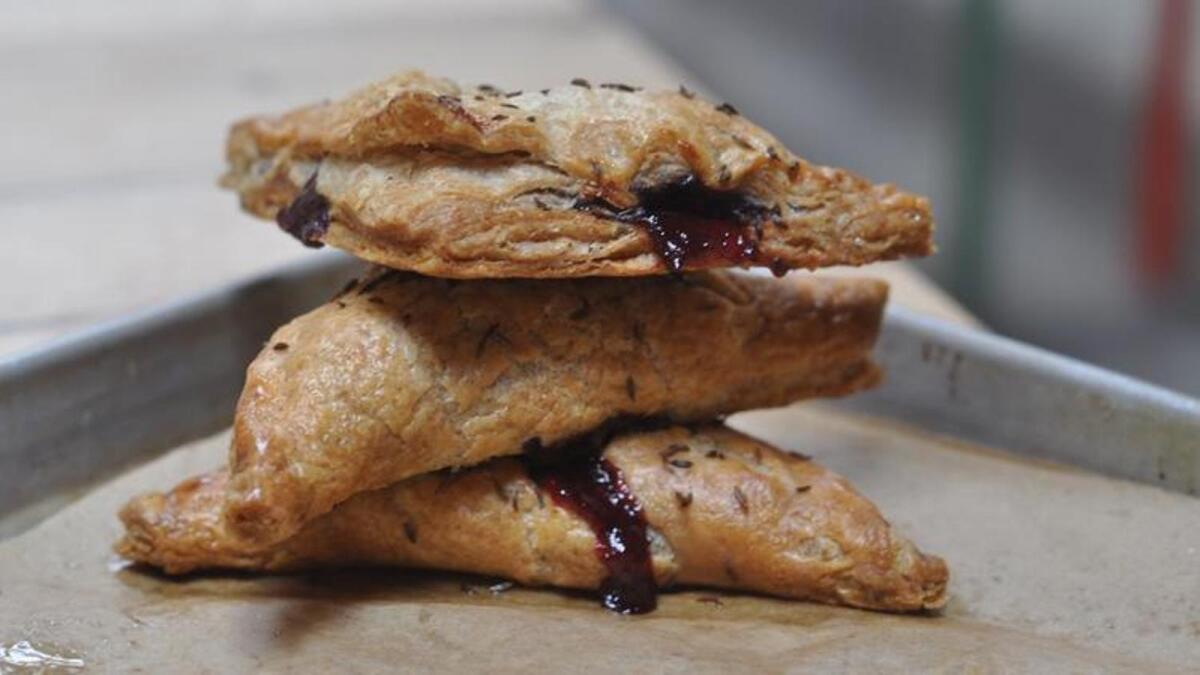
[1,405,1197,673]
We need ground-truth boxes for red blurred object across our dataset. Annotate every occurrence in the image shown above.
[1136,0,1190,290]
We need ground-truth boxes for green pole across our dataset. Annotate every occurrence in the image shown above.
[954,0,1000,312]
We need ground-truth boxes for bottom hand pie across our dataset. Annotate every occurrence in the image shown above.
[117,425,947,614]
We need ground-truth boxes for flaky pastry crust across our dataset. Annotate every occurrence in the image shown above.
[222,70,933,277]
[118,426,948,612]
[223,268,887,548]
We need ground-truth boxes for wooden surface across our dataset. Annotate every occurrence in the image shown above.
[0,0,970,359]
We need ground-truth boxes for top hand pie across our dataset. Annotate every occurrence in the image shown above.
[222,71,933,278]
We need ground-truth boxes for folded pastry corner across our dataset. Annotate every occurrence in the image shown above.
[221,269,888,549]
[118,426,948,613]
[222,70,933,278]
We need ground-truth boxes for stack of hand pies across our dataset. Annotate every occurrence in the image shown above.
[116,71,948,614]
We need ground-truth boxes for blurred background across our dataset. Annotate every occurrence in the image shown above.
[606,0,1199,395]
[2,0,1197,394]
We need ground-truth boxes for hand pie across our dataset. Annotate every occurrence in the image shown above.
[118,425,948,613]
[223,268,887,548]
[221,70,933,278]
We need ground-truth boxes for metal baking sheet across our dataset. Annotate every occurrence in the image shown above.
[845,306,1200,496]
[2,254,1198,538]
[0,253,361,536]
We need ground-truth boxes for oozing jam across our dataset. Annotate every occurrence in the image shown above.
[276,173,330,248]
[522,417,665,614]
[532,455,656,614]
[577,175,771,273]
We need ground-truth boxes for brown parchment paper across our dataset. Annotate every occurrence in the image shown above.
[1,404,1197,673]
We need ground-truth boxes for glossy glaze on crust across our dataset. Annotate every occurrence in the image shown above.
[117,426,949,613]
[222,70,934,278]
[221,268,887,549]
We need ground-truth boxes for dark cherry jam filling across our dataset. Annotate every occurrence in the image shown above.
[522,417,667,614]
[276,173,330,248]
[577,175,771,273]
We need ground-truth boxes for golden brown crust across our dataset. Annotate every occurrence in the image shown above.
[223,268,887,548]
[221,70,933,277]
[118,426,948,612]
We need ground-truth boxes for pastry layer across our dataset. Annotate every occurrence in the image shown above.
[119,426,948,613]
[222,70,933,277]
